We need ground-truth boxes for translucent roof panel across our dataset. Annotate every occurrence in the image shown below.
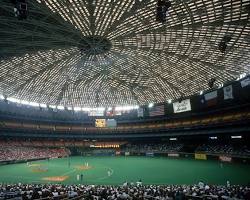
[0,0,249,107]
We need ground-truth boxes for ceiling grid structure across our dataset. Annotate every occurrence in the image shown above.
[0,0,249,107]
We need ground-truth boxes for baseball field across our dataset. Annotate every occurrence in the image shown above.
[0,156,249,185]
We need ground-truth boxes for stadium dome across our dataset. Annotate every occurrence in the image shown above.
[0,0,249,107]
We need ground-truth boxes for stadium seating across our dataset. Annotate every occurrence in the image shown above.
[1,141,249,161]
[0,145,69,162]
[0,109,249,135]
[196,144,250,157]
[122,143,184,153]
[0,183,249,200]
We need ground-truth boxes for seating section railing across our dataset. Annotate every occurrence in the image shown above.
[0,110,249,133]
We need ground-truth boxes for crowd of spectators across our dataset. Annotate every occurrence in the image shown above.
[0,146,69,162]
[121,143,250,157]
[0,183,250,200]
[196,144,250,157]
[121,143,184,153]
[1,140,250,160]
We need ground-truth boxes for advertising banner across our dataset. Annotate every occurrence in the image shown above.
[88,110,104,116]
[146,152,154,157]
[240,77,250,87]
[173,99,191,113]
[195,153,207,160]
[168,153,180,157]
[219,156,232,162]
[137,107,144,117]
[223,85,233,100]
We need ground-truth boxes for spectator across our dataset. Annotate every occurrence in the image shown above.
[0,183,249,200]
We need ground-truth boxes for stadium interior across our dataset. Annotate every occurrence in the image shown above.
[0,0,250,199]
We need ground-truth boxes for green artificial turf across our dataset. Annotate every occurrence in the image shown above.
[0,156,249,185]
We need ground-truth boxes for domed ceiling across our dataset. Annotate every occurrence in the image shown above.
[0,0,249,107]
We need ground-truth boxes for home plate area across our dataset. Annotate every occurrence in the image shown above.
[42,176,69,182]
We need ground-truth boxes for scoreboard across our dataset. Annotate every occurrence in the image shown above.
[95,119,106,127]
[95,119,117,128]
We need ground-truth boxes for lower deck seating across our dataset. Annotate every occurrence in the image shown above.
[0,183,249,200]
[0,146,70,162]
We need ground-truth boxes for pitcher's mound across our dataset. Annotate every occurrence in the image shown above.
[75,165,92,170]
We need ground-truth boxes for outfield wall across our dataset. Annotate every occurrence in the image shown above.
[0,156,66,165]
[1,151,250,165]
[0,157,48,165]
[76,148,250,164]
[118,151,250,164]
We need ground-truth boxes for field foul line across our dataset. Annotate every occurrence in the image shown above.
[98,167,114,180]
[0,164,113,183]
[61,169,77,176]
